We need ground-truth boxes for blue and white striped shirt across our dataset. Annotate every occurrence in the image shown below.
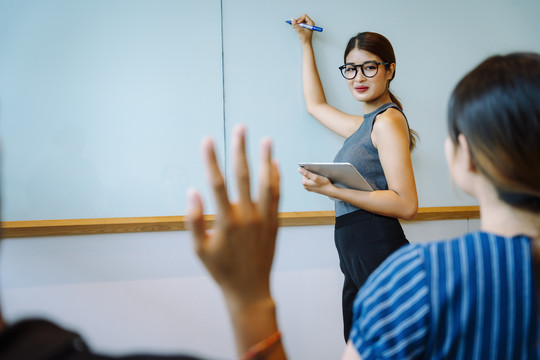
[350,231,539,359]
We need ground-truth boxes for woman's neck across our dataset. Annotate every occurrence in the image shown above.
[363,93,392,114]
[478,185,540,240]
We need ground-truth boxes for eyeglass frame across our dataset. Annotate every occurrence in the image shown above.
[338,61,390,80]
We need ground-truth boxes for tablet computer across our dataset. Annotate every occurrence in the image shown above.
[299,162,373,191]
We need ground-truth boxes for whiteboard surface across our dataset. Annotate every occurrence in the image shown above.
[0,0,224,220]
[1,0,540,220]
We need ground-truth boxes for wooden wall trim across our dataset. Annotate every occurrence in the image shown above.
[2,206,479,238]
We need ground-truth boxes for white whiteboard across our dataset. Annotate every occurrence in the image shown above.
[1,0,539,221]
[0,0,224,220]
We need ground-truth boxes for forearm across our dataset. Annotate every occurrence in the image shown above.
[225,294,286,360]
[329,186,418,220]
[301,42,327,114]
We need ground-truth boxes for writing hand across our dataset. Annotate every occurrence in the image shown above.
[291,14,315,43]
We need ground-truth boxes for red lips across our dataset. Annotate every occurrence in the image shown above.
[355,86,368,93]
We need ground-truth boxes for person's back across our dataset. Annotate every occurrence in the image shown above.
[350,231,537,358]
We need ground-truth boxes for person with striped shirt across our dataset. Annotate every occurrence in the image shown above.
[342,52,540,359]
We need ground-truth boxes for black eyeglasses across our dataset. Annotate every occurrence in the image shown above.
[338,61,390,80]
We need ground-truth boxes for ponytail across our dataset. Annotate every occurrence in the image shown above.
[389,91,402,111]
[389,90,418,151]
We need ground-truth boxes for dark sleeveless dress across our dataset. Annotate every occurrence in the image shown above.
[333,103,410,341]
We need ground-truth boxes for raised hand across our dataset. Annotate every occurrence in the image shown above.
[188,124,280,306]
[290,14,316,44]
[188,124,284,359]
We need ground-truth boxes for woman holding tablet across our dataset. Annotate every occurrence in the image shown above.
[291,14,418,341]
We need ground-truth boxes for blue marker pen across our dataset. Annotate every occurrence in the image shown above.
[285,20,323,32]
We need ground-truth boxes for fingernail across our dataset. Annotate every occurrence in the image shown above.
[187,188,199,211]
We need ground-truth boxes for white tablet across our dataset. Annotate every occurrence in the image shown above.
[299,162,373,191]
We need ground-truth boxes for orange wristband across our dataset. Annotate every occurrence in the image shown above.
[240,331,282,360]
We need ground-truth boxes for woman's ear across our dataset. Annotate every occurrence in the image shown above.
[457,134,477,172]
[445,134,478,197]
[386,63,396,81]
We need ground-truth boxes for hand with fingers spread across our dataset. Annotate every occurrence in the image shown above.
[187,125,286,360]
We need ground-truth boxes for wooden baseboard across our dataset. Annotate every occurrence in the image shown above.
[1,206,479,238]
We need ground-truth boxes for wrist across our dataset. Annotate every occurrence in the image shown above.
[326,184,340,200]
[225,295,281,356]
[240,330,282,360]
[301,40,313,50]
[224,291,275,318]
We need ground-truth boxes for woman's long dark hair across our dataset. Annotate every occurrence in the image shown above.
[448,52,540,305]
[344,32,418,150]
[448,53,540,211]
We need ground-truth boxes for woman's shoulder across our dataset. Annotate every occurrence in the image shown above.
[367,231,531,277]
[372,106,407,130]
[370,106,410,148]
[414,231,534,281]
[361,231,533,294]
[423,231,533,250]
